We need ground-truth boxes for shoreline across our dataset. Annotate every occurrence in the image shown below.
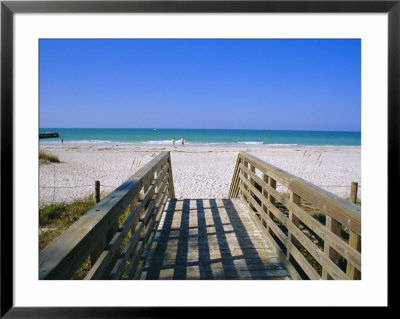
[39,144,361,206]
[40,141,361,148]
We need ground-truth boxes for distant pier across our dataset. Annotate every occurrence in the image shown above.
[39,132,59,139]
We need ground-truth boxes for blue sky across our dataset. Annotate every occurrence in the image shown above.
[39,39,361,131]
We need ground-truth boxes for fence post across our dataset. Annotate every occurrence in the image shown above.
[350,182,358,204]
[95,180,100,203]
[347,181,361,279]
[288,191,301,263]
[322,216,342,279]
[91,180,103,267]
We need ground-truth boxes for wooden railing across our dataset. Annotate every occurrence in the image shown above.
[39,151,175,280]
[229,152,361,280]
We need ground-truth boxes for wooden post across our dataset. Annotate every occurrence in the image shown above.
[91,181,102,266]
[229,156,241,198]
[261,173,269,228]
[350,182,358,205]
[156,166,162,191]
[95,180,100,203]
[267,177,276,234]
[322,216,342,279]
[241,160,249,200]
[347,182,361,279]
[288,192,301,261]
[249,164,256,213]
[130,194,140,235]
[346,232,361,279]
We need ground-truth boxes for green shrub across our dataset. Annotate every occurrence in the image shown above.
[39,194,96,251]
[39,150,60,163]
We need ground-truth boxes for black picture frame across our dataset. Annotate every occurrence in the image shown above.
[1,0,395,317]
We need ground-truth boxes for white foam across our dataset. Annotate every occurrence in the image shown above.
[236,141,264,145]
[142,140,175,145]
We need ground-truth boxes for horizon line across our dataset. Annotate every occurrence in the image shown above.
[39,127,361,133]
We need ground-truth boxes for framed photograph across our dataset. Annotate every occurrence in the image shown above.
[1,0,396,316]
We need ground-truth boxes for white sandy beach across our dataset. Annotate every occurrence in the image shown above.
[39,143,361,206]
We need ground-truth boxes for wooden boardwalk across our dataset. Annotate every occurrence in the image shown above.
[39,151,360,280]
[141,198,291,280]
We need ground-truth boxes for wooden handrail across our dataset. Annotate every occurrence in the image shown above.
[39,151,175,280]
[229,151,361,280]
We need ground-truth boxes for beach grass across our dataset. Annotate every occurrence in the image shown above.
[39,194,96,252]
[39,150,60,164]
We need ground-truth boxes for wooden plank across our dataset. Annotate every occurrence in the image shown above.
[249,164,256,198]
[90,238,105,267]
[95,180,100,203]
[288,192,301,262]
[347,182,361,279]
[228,155,241,198]
[167,155,175,198]
[144,198,291,280]
[91,180,104,266]
[267,176,277,235]
[261,173,269,229]
[129,194,139,235]
[350,182,358,204]
[346,231,361,279]
[322,216,342,280]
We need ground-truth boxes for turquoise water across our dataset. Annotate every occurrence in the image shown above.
[39,128,361,146]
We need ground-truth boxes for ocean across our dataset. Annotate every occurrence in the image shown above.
[39,128,361,146]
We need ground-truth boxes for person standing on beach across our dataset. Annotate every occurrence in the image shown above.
[61,138,63,145]
[181,137,185,147]
[172,137,176,148]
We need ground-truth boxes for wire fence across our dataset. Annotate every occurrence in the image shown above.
[39,184,118,189]
[39,178,361,208]
[39,183,361,189]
